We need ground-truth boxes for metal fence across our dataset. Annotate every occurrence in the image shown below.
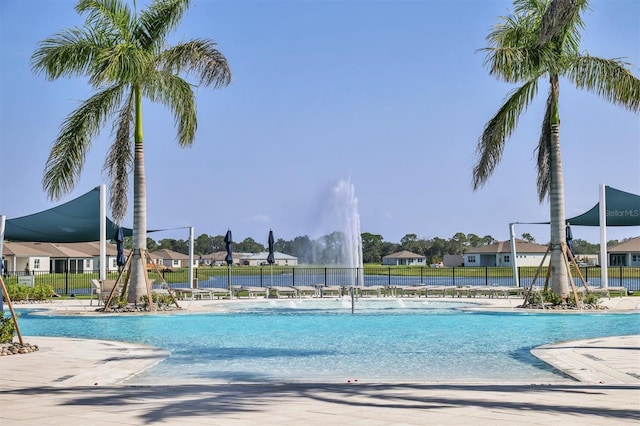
[3,265,639,296]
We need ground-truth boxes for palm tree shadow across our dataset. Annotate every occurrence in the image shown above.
[3,383,638,424]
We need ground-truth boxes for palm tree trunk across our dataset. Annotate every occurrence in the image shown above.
[128,86,147,303]
[548,77,569,298]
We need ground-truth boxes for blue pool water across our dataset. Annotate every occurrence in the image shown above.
[17,299,640,384]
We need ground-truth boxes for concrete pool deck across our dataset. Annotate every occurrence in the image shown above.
[1,297,638,425]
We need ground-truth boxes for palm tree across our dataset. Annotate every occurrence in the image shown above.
[473,0,639,298]
[32,0,231,303]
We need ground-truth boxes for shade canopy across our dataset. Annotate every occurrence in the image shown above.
[4,187,132,242]
[566,186,640,226]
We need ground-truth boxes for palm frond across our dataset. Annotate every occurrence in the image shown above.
[43,85,124,200]
[75,0,133,40]
[565,55,640,111]
[143,71,197,146]
[91,43,153,87]
[31,28,102,79]
[105,90,135,222]
[135,0,190,51]
[157,39,232,88]
[535,89,553,201]
[473,79,539,190]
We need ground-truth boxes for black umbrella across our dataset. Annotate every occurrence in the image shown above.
[115,226,126,267]
[224,229,233,265]
[267,229,275,265]
[566,225,575,257]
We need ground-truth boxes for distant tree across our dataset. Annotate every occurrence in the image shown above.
[380,242,401,259]
[571,238,598,255]
[234,237,265,253]
[481,235,496,246]
[194,234,214,255]
[521,233,536,243]
[146,238,159,252]
[361,232,384,264]
[467,233,483,248]
[158,238,188,254]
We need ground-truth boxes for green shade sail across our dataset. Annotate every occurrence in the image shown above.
[4,187,132,242]
[566,186,640,226]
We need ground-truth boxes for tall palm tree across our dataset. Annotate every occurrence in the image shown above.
[32,0,231,303]
[473,0,639,298]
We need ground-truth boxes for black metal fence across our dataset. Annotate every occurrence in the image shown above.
[3,265,639,296]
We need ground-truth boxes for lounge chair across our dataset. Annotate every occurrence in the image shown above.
[318,285,342,297]
[173,288,212,300]
[398,285,423,297]
[239,286,268,298]
[291,286,319,298]
[269,286,297,298]
[359,285,384,298]
[90,279,102,305]
[208,288,231,299]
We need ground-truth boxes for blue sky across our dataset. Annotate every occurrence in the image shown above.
[1,0,638,246]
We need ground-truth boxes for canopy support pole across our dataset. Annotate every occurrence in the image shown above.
[509,223,519,287]
[599,184,608,289]
[100,184,107,281]
[0,215,5,312]
[188,226,194,289]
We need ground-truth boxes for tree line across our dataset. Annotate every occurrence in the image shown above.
[123,231,619,265]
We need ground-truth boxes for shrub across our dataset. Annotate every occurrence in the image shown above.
[530,289,563,306]
[0,315,16,343]
[6,283,55,301]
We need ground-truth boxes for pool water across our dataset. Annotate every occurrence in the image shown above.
[17,299,640,384]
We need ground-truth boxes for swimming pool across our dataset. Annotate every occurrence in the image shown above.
[17,299,640,384]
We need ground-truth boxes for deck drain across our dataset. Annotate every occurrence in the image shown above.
[53,375,75,382]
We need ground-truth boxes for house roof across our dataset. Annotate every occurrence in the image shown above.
[201,251,242,261]
[241,251,297,261]
[3,241,125,258]
[465,239,548,255]
[149,249,189,260]
[383,250,426,259]
[3,242,51,257]
[608,236,640,253]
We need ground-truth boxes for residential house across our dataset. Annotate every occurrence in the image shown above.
[199,251,245,266]
[2,241,123,273]
[240,251,298,266]
[149,249,197,269]
[382,251,426,266]
[463,239,549,267]
[608,236,640,267]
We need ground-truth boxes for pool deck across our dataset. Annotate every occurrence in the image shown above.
[1,297,639,425]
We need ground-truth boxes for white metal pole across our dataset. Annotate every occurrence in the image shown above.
[188,226,194,288]
[599,184,608,288]
[0,215,5,311]
[509,223,520,287]
[99,184,106,281]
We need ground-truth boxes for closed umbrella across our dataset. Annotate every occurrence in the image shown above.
[566,225,575,257]
[115,226,126,267]
[224,230,233,265]
[267,229,275,288]
[267,229,275,265]
[224,229,233,298]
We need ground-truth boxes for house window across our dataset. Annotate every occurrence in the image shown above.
[467,255,476,263]
[86,259,92,269]
[633,255,639,262]
[33,259,41,269]
[172,260,180,267]
[503,255,510,263]
[111,258,117,269]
